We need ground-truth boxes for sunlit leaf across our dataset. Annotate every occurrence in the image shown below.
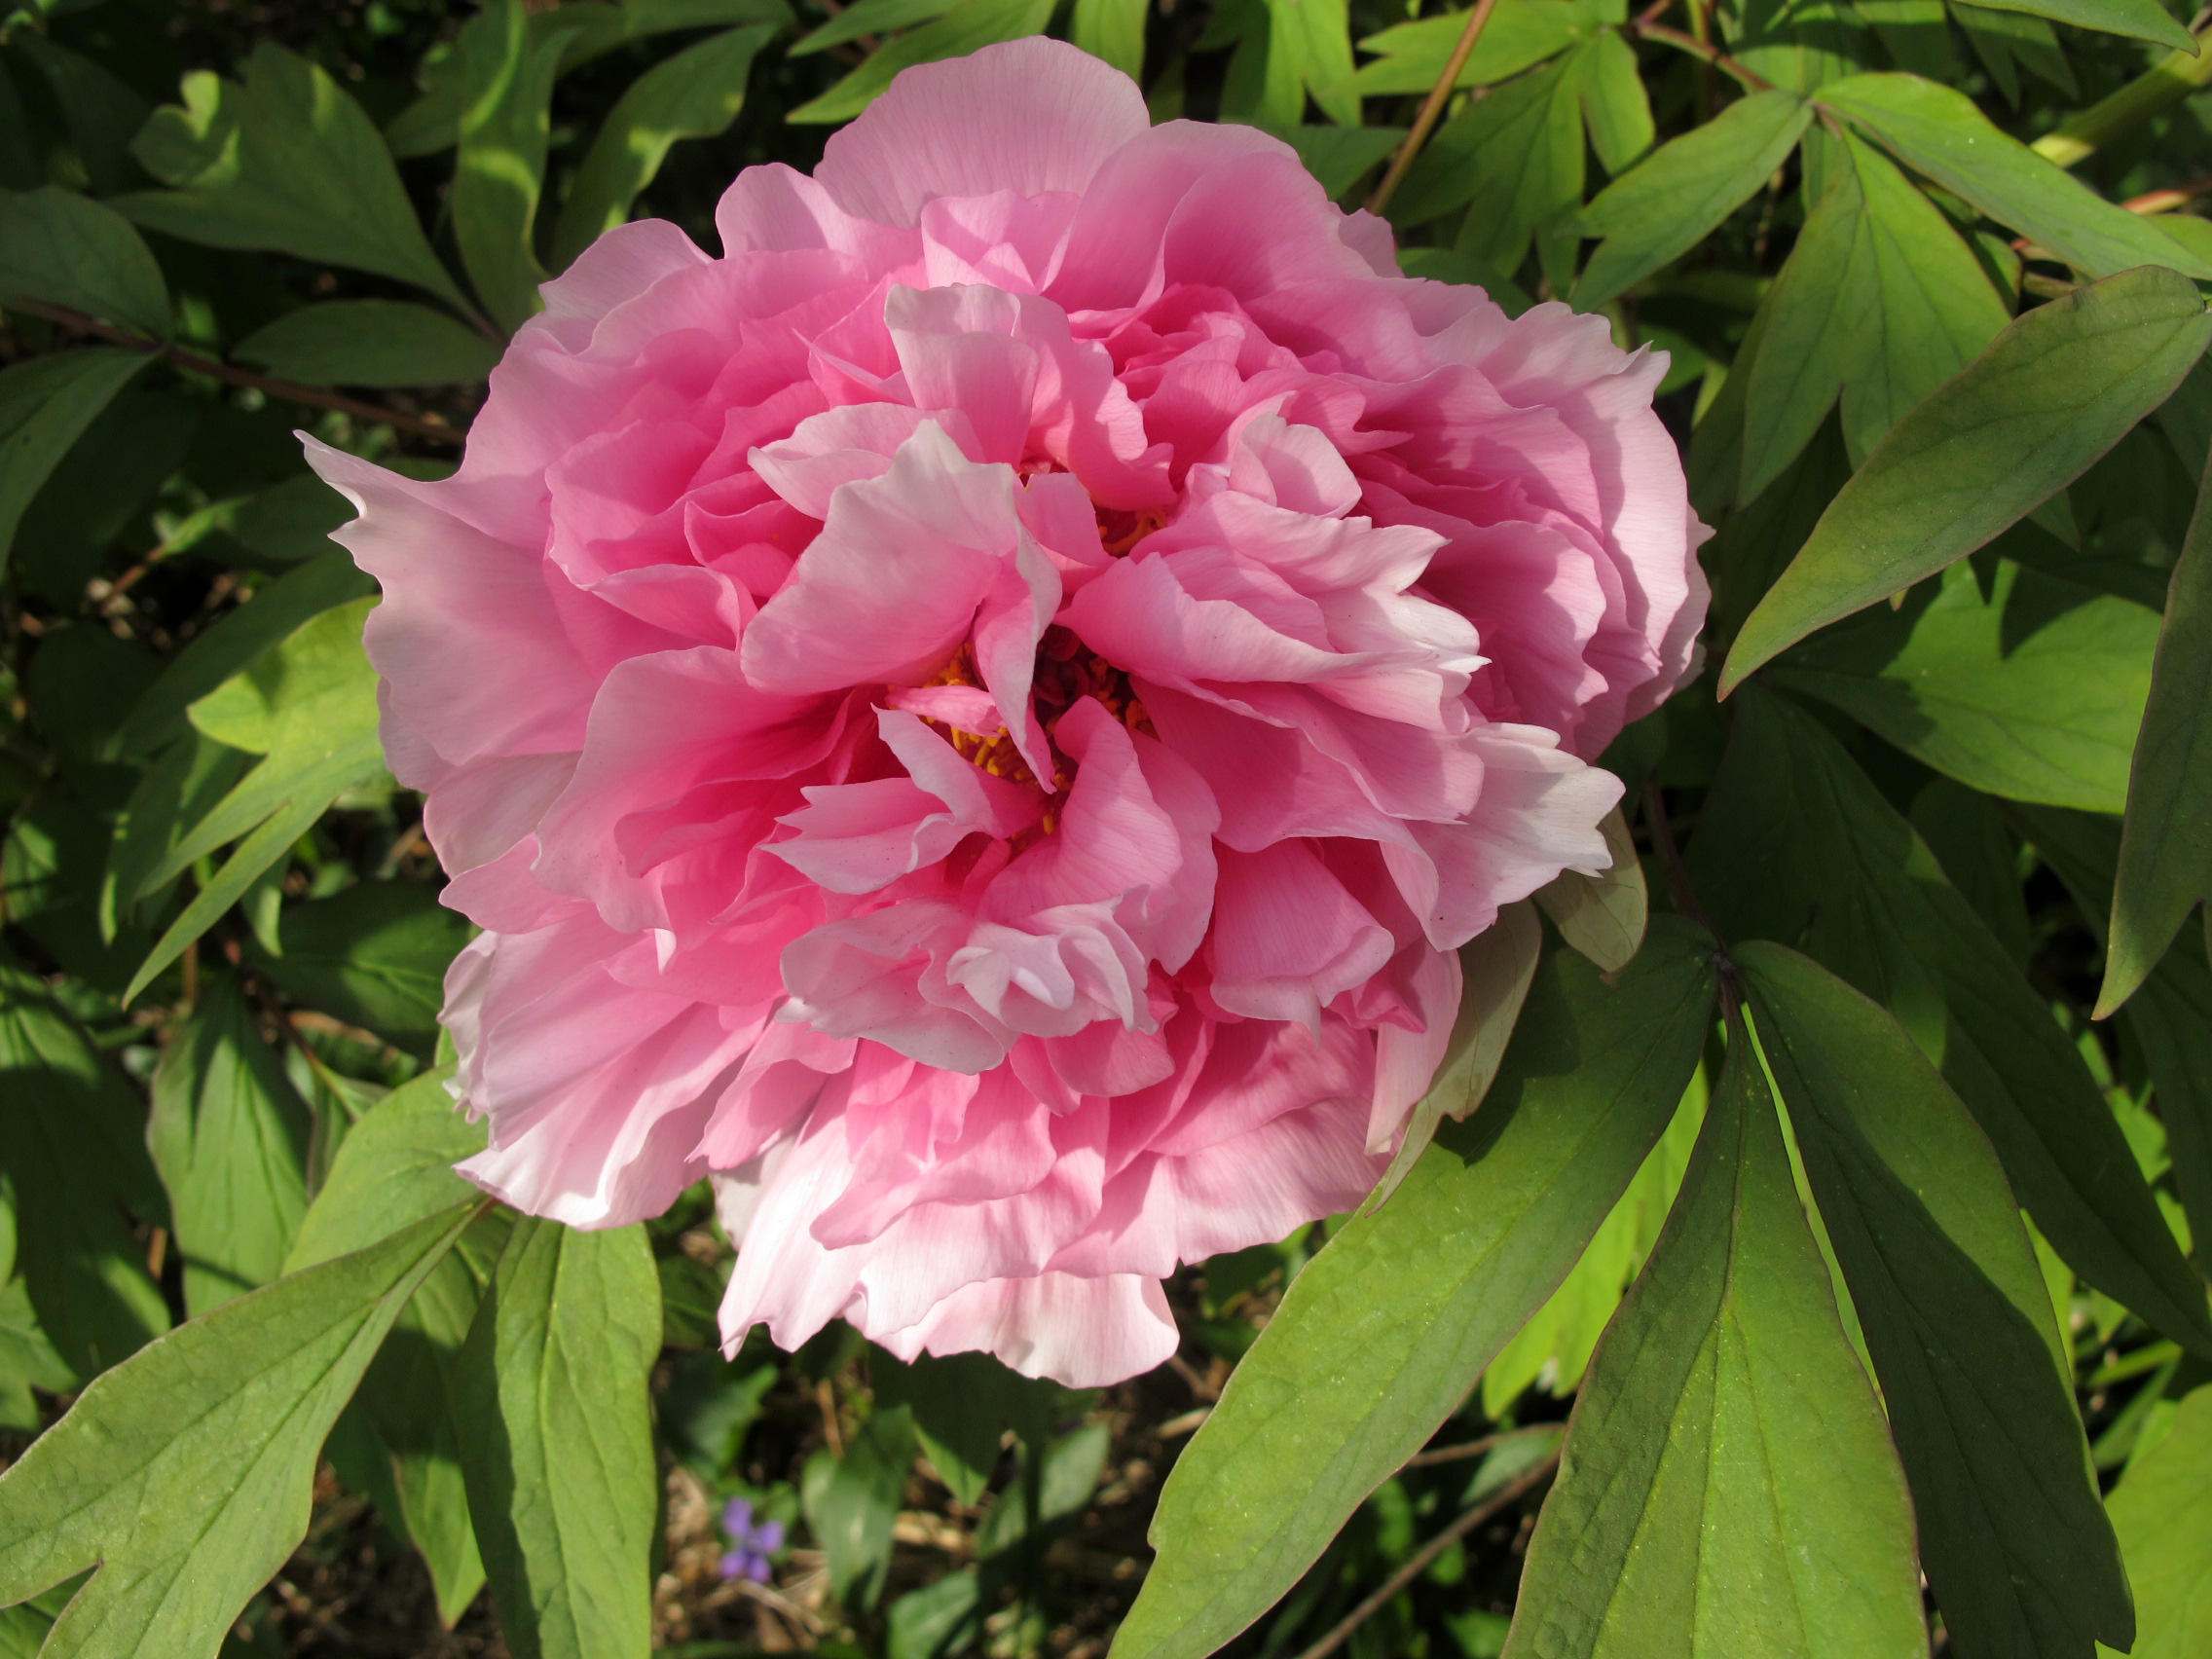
[1115,920,1716,1659]
[1502,1037,1924,1659]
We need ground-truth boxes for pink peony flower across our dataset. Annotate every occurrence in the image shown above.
[305,39,1708,1387]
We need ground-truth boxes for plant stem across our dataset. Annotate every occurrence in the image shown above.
[1368,0,1503,216]
[3,297,465,447]
[1290,1456,1559,1659]
[1630,21,1775,93]
[2033,22,2212,169]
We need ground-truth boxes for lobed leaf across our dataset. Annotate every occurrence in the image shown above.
[115,45,469,313]
[0,1204,475,1659]
[0,188,168,337]
[1817,74,2212,280]
[1690,691,2212,1357]
[1742,942,2133,1659]
[0,350,148,577]
[147,972,313,1316]
[1572,89,1811,311]
[1111,919,1717,1659]
[1502,1035,1925,1659]
[1771,560,2157,811]
[1725,265,2212,687]
[1535,806,1647,974]
[2101,446,2212,1014]
[787,0,1055,124]
[457,1217,661,1659]
[2100,1383,2212,1659]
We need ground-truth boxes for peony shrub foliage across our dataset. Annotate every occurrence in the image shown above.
[1,1,2211,1656]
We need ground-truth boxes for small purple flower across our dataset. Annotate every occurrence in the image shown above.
[718,1496,786,1584]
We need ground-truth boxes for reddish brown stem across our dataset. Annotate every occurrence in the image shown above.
[1368,0,1504,217]
[5,296,464,447]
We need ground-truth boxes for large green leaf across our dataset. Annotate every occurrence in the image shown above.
[1352,0,1600,96]
[1725,265,2212,688]
[288,1075,496,1627]
[1689,691,2212,1356]
[0,350,148,577]
[233,301,499,387]
[115,45,470,313]
[0,950,169,1379]
[1935,0,2191,50]
[1817,74,2212,280]
[1572,89,1812,310]
[0,1203,474,1659]
[2012,806,2212,1271]
[2102,448,2212,1014]
[1739,131,2009,501]
[1772,559,2157,811]
[1072,0,1147,75]
[127,597,388,1003]
[787,0,1056,124]
[455,0,576,332]
[1111,919,1717,1659]
[1395,51,1584,269]
[0,188,168,337]
[1502,1037,1924,1659]
[804,1404,919,1607]
[551,23,778,269]
[2100,1383,2212,1659]
[147,972,312,1316]
[1741,942,2133,1659]
[457,1217,661,1659]
[245,880,471,1052]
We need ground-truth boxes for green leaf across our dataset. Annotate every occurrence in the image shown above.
[1534,807,1647,973]
[117,553,375,757]
[1395,50,1583,266]
[1725,265,2211,687]
[788,0,1056,124]
[1690,691,2212,1359]
[0,1202,474,1659]
[124,595,389,1005]
[2102,448,2212,1014]
[1373,901,1543,1206]
[455,1,577,332]
[458,1217,660,1659]
[1741,941,2133,1659]
[0,1278,75,1431]
[233,300,500,387]
[872,1350,1083,1507]
[114,46,471,313]
[1501,1037,1924,1659]
[288,1074,496,1626]
[1951,3,2077,105]
[1574,29,1652,174]
[244,880,472,1051]
[0,349,148,577]
[2013,806,2212,1265]
[790,0,964,52]
[148,972,312,1315]
[1223,0,1361,129]
[550,23,778,271]
[9,34,148,196]
[0,949,169,1379]
[1072,0,1147,76]
[0,188,168,337]
[287,1072,485,1272]
[1945,0,2193,48]
[1113,920,1716,1659]
[1352,0,1600,96]
[1572,89,1810,310]
[1770,559,2157,811]
[1282,125,1407,200]
[1816,73,2212,280]
[1479,1065,1705,1415]
[2101,1383,2212,1659]
[804,1404,919,1606]
[1739,132,2009,502]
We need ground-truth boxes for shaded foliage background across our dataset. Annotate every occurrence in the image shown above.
[2,0,2212,1656]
